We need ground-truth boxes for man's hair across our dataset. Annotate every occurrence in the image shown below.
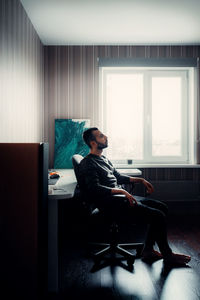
[83,127,98,148]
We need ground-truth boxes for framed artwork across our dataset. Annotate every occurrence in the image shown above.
[54,119,90,169]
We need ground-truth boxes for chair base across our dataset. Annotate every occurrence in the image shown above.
[89,241,144,266]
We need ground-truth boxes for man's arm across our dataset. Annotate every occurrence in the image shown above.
[83,165,113,197]
[80,159,124,198]
[109,161,133,185]
[112,177,155,206]
[109,159,154,200]
[129,177,154,194]
[111,187,138,206]
[84,167,137,206]
[81,161,137,206]
[105,161,137,205]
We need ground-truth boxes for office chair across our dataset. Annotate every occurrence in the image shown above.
[72,154,145,267]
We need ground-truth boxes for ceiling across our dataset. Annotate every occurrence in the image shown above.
[20,0,200,45]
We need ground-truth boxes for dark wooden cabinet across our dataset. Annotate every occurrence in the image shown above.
[0,143,48,299]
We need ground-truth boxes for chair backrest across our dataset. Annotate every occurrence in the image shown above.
[72,154,96,215]
[72,154,84,188]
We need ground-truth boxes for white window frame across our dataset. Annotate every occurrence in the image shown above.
[99,66,195,165]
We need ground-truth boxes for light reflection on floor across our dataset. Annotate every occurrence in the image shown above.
[100,259,157,300]
[99,258,200,300]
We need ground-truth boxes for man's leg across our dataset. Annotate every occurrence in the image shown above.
[128,202,172,256]
[134,197,169,257]
[96,195,191,264]
[130,200,191,264]
[139,197,169,216]
[97,195,171,256]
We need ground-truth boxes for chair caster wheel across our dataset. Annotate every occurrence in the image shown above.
[93,256,101,265]
[136,245,144,256]
[136,245,144,257]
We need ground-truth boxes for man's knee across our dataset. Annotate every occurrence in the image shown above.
[154,210,166,225]
[148,198,169,216]
[160,201,169,216]
[97,194,128,210]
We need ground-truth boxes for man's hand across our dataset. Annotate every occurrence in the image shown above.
[125,191,138,206]
[111,187,138,206]
[124,191,138,207]
[130,177,154,194]
[142,179,154,194]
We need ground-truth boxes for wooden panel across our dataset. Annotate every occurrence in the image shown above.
[139,168,200,181]
[0,143,48,299]
[149,46,159,57]
[150,181,200,201]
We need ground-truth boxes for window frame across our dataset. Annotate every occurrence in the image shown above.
[99,66,195,165]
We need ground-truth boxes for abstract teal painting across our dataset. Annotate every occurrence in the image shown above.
[54,119,90,169]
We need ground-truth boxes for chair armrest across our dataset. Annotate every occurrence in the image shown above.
[122,182,146,197]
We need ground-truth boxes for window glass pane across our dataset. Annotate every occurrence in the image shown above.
[152,77,182,156]
[105,73,143,160]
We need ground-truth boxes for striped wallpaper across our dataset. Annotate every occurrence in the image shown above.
[44,45,200,168]
[0,0,44,143]
[1,0,200,173]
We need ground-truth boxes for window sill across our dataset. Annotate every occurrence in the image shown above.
[115,163,200,169]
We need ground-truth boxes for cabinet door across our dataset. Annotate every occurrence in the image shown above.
[0,143,48,299]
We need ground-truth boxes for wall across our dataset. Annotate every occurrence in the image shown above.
[44,45,200,167]
[0,0,44,143]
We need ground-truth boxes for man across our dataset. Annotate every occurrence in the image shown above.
[79,127,191,265]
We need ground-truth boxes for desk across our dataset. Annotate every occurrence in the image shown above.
[48,170,76,293]
[48,168,142,293]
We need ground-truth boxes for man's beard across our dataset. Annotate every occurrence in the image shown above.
[96,141,108,150]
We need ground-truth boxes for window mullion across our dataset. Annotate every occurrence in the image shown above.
[143,71,152,162]
[181,71,188,161]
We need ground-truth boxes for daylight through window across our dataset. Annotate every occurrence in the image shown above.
[100,67,194,164]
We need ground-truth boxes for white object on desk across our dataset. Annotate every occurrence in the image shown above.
[48,169,76,198]
[48,167,142,293]
[117,168,142,176]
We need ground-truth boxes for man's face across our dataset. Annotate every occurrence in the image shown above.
[92,130,108,149]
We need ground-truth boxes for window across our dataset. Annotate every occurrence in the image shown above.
[99,66,195,164]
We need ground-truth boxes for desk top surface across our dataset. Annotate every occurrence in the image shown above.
[48,169,76,199]
[48,168,142,200]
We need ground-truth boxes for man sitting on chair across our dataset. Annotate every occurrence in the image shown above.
[79,127,191,265]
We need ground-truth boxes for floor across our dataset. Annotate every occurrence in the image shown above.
[48,214,200,300]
